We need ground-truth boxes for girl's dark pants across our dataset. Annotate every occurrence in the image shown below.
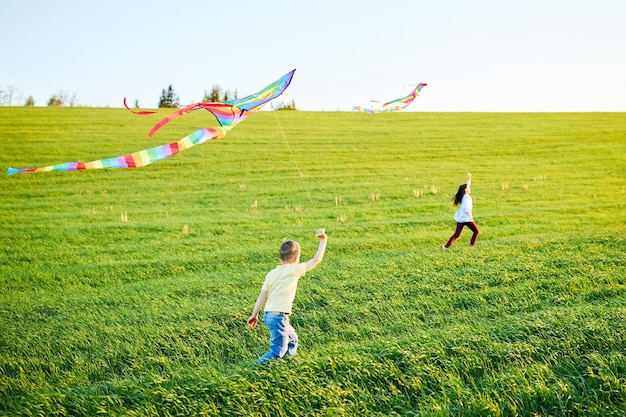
[445,222,479,247]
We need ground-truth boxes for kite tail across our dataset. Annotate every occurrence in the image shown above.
[5,128,225,175]
[147,103,235,137]
[352,106,378,114]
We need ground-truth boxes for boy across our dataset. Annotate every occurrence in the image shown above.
[247,228,328,364]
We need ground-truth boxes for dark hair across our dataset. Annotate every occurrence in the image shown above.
[453,184,467,206]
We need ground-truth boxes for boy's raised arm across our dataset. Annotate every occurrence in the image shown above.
[305,229,327,272]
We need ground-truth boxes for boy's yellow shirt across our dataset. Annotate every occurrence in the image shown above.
[262,263,307,314]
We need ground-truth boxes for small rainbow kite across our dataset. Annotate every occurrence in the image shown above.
[353,83,427,114]
[7,70,295,175]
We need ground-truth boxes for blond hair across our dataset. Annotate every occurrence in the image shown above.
[280,240,300,263]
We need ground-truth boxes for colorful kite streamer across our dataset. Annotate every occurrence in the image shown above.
[353,83,427,113]
[7,70,296,175]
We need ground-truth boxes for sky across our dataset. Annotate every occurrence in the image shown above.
[1,0,625,112]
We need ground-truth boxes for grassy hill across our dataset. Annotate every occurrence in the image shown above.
[1,108,624,415]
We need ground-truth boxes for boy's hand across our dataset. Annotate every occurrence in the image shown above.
[315,228,326,239]
[247,316,258,329]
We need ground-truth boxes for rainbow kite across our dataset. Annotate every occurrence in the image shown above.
[353,83,427,114]
[7,69,296,175]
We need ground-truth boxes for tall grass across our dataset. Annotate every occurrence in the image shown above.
[0,108,624,415]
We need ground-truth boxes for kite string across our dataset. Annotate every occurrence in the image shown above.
[272,109,313,206]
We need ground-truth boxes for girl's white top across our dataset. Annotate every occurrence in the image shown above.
[454,178,473,223]
[454,194,473,223]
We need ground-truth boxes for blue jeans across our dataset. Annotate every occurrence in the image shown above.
[256,311,298,364]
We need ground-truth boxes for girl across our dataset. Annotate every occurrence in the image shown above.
[443,173,479,248]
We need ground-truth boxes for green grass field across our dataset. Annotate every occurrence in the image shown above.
[1,107,624,416]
